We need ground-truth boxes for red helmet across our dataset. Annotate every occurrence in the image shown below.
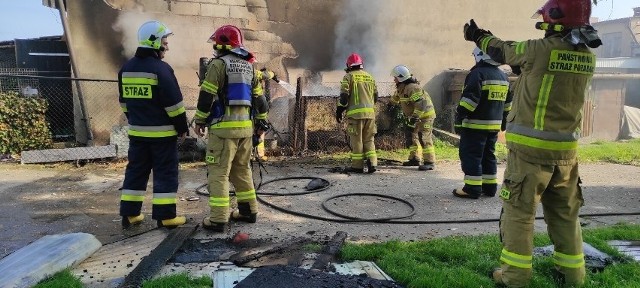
[534,0,591,28]
[208,25,244,49]
[345,53,363,68]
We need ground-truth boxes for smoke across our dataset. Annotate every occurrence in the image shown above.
[112,8,150,59]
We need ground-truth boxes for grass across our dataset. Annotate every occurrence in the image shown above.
[578,139,640,165]
[340,223,640,288]
[34,271,212,288]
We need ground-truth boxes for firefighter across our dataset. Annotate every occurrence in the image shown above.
[390,65,436,171]
[194,25,269,232]
[336,53,379,174]
[463,0,601,286]
[452,47,512,199]
[118,20,188,229]
[253,68,279,161]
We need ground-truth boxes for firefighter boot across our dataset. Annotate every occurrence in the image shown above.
[402,158,421,167]
[202,217,228,232]
[418,162,435,171]
[343,167,364,174]
[491,268,507,287]
[157,216,187,229]
[230,202,257,223]
[122,214,144,228]
[452,188,480,199]
[366,159,377,174]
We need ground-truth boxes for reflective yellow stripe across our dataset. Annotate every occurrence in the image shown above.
[209,197,230,207]
[346,107,374,116]
[515,41,526,55]
[121,107,128,113]
[121,195,145,202]
[236,190,257,201]
[351,153,364,160]
[461,123,502,130]
[460,102,475,112]
[464,179,482,186]
[253,85,264,96]
[128,130,178,137]
[553,251,585,269]
[195,110,210,119]
[480,36,494,52]
[210,120,253,129]
[152,197,177,205]
[255,113,268,120]
[535,74,554,130]
[482,178,498,184]
[167,106,185,117]
[500,248,533,269]
[365,151,376,157]
[122,77,158,85]
[506,132,578,150]
[422,110,436,118]
[201,80,218,95]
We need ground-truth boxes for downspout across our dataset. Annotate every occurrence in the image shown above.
[56,0,93,145]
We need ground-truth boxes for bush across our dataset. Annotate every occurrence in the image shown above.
[0,92,53,155]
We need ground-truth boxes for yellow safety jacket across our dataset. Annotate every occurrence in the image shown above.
[194,56,266,139]
[478,34,595,165]
[338,69,378,119]
[391,81,436,120]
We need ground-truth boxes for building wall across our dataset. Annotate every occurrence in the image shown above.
[591,18,639,58]
[58,0,543,144]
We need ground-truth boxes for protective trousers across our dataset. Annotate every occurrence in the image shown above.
[459,129,498,197]
[407,118,436,164]
[347,118,377,169]
[206,134,258,223]
[120,139,179,220]
[499,151,585,287]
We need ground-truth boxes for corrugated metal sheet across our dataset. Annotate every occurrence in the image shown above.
[596,57,640,69]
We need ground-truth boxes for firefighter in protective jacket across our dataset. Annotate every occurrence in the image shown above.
[118,20,188,229]
[336,53,378,173]
[390,65,437,171]
[194,25,269,232]
[452,47,512,199]
[253,68,279,161]
[463,0,602,286]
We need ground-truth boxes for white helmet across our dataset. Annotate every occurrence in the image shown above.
[138,20,173,50]
[473,47,500,66]
[391,65,412,82]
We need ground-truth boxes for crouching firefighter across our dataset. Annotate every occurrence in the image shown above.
[194,25,269,232]
[253,68,279,161]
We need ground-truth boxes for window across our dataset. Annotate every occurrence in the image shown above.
[601,32,622,57]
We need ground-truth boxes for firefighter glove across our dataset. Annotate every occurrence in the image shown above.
[336,106,346,123]
[272,74,280,83]
[464,19,491,43]
[407,116,418,128]
[255,119,270,133]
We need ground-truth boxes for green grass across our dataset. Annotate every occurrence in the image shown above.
[33,270,83,288]
[340,223,640,288]
[578,139,640,165]
[33,271,211,288]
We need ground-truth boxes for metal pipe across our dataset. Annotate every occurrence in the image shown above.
[56,0,94,145]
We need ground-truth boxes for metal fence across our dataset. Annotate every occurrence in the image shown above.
[0,73,416,163]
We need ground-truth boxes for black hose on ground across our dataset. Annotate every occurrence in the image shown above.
[196,175,640,224]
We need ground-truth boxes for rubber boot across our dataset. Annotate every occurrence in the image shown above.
[343,167,364,174]
[366,159,376,174]
[452,188,480,199]
[230,202,257,223]
[202,218,228,232]
[418,162,435,171]
[122,214,144,228]
[157,216,187,229]
[402,158,420,166]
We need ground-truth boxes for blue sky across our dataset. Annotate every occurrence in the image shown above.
[0,0,637,42]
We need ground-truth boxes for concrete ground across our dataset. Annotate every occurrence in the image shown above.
[1,160,639,260]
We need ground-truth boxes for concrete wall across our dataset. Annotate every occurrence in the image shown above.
[58,0,544,144]
[591,18,640,58]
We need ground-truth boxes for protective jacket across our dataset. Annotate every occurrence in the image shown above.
[456,62,512,131]
[391,79,436,120]
[338,69,378,119]
[118,48,188,141]
[194,53,267,139]
[477,34,595,164]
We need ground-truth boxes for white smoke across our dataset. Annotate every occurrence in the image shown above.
[111,8,150,59]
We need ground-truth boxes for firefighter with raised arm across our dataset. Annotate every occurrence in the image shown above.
[118,20,188,229]
[193,25,269,232]
[335,53,379,174]
[452,47,512,199]
[389,65,437,171]
[463,0,602,286]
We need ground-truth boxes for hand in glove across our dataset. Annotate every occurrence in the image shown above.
[407,116,419,128]
[254,119,270,134]
[271,74,280,83]
[336,106,346,123]
[454,113,464,134]
[463,19,492,42]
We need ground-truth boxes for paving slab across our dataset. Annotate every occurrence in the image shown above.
[0,233,101,288]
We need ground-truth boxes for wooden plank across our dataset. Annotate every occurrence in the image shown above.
[119,225,198,288]
[21,145,117,164]
[0,233,102,288]
[608,240,640,262]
